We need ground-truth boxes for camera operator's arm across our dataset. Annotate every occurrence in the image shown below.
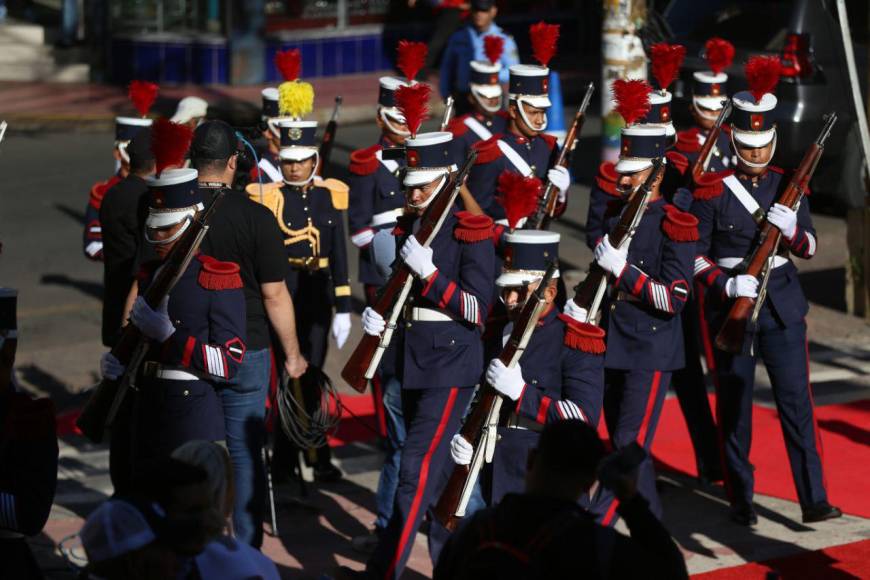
[598,446,688,580]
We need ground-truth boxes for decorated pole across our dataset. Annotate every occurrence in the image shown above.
[601,0,648,163]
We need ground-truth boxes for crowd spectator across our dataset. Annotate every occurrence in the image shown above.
[434,419,689,579]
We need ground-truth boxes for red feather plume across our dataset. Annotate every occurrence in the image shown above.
[151,118,194,177]
[483,35,505,65]
[397,40,428,82]
[650,43,685,91]
[529,22,559,67]
[128,80,158,117]
[745,55,781,102]
[395,83,431,137]
[612,79,652,125]
[274,49,301,82]
[705,37,735,74]
[497,171,542,229]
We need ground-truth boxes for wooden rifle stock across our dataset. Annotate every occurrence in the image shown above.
[317,96,342,176]
[690,99,732,185]
[715,113,837,353]
[341,149,479,393]
[526,82,595,230]
[75,191,226,443]
[571,158,664,318]
[433,262,558,530]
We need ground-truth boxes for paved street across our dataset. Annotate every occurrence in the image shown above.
[1,118,869,579]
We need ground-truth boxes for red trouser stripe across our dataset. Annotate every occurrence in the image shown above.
[601,497,620,527]
[385,387,459,580]
[636,371,662,447]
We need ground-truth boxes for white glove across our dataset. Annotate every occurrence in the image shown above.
[485,359,525,401]
[361,307,386,336]
[100,352,125,381]
[399,236,437,280]
[331,312,352,349]
[594,235,628,277]
[726,275,759,298]
[767,203,797,239]
[350,228,375,249]
[563,299,589,324]
[450,434,473,466]
[548,166,571,203]
[130,296,175,343]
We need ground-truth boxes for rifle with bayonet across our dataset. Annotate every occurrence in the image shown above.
[715,112,837,354]
[433,261,558,531]
[340,149,478,393]
[75,191,226,443]
[440,96,455,131]
[690,99,732,184]
[571,157,665,323]
[525,82,595,230]
[317,96,342,176]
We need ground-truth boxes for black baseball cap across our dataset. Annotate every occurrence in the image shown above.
[190,120,239,161]
[471,0,495,10]
[127,127,155,163]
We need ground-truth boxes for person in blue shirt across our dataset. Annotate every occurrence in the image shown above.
[439,0,519,115]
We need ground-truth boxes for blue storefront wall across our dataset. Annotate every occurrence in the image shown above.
[111,34,230,85]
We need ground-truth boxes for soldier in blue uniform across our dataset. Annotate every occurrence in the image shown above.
[465,62,570,222]
[0,288,59,579]
[99,165,248,471]
[448,230,606,506]
[82,115,151,261]
[250,87,286,185]
[584,123,698,524]
[445,56,510,159]
[689,75,841,526]
[348,76,411,303]
[253,118,351,482]
[356,131,495,579]
[674,37,736,173]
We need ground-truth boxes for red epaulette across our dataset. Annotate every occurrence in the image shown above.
[675,128,702,153]
[349,145,382,176]
[495,110,511,122]
[539,133,557,151]
[89,175,121,210]
[693,169,733,200]
[595,161,619,197]
[666,150,690,176]
[197,254,243,290]
[453,210,494,243]
[473,135,503,165]
[3,393,55,441]
[768,165,785,174]
[446,115,470,137]
[662,204,699,242]
[558,314,606,354]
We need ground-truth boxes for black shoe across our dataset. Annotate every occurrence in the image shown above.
[730,503,758,526]
[802,502,842,523]
[698,466,724,486]
[314,463,343,482]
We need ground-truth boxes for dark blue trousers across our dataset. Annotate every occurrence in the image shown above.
[596,369,672,524]
[367,386,473,580]
[713,308,828,509]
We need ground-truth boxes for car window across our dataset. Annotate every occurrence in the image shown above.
[680,1,792,51]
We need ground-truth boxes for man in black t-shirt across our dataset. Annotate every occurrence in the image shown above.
[99,128,155,348]
[191,121,308,548]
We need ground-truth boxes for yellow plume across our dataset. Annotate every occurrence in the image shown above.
[279,80,314,119]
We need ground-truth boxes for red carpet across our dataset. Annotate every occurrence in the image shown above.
[650,396,870,518]
[693,539,870,579]
[327,393,379,447]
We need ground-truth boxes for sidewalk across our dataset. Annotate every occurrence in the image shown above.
[0,72,390,131]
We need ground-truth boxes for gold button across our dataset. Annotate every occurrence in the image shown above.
[610,304,616,311]
[652,326,657,331]
[183,389,190,396]
[304,207,308,211]
[532,379,538,385]
[406,322,412,328]
[450,339,455,345]
[530,165,537,172]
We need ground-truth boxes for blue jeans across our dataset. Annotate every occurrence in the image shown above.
[221,347,270,547]
[374,373,405,531]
